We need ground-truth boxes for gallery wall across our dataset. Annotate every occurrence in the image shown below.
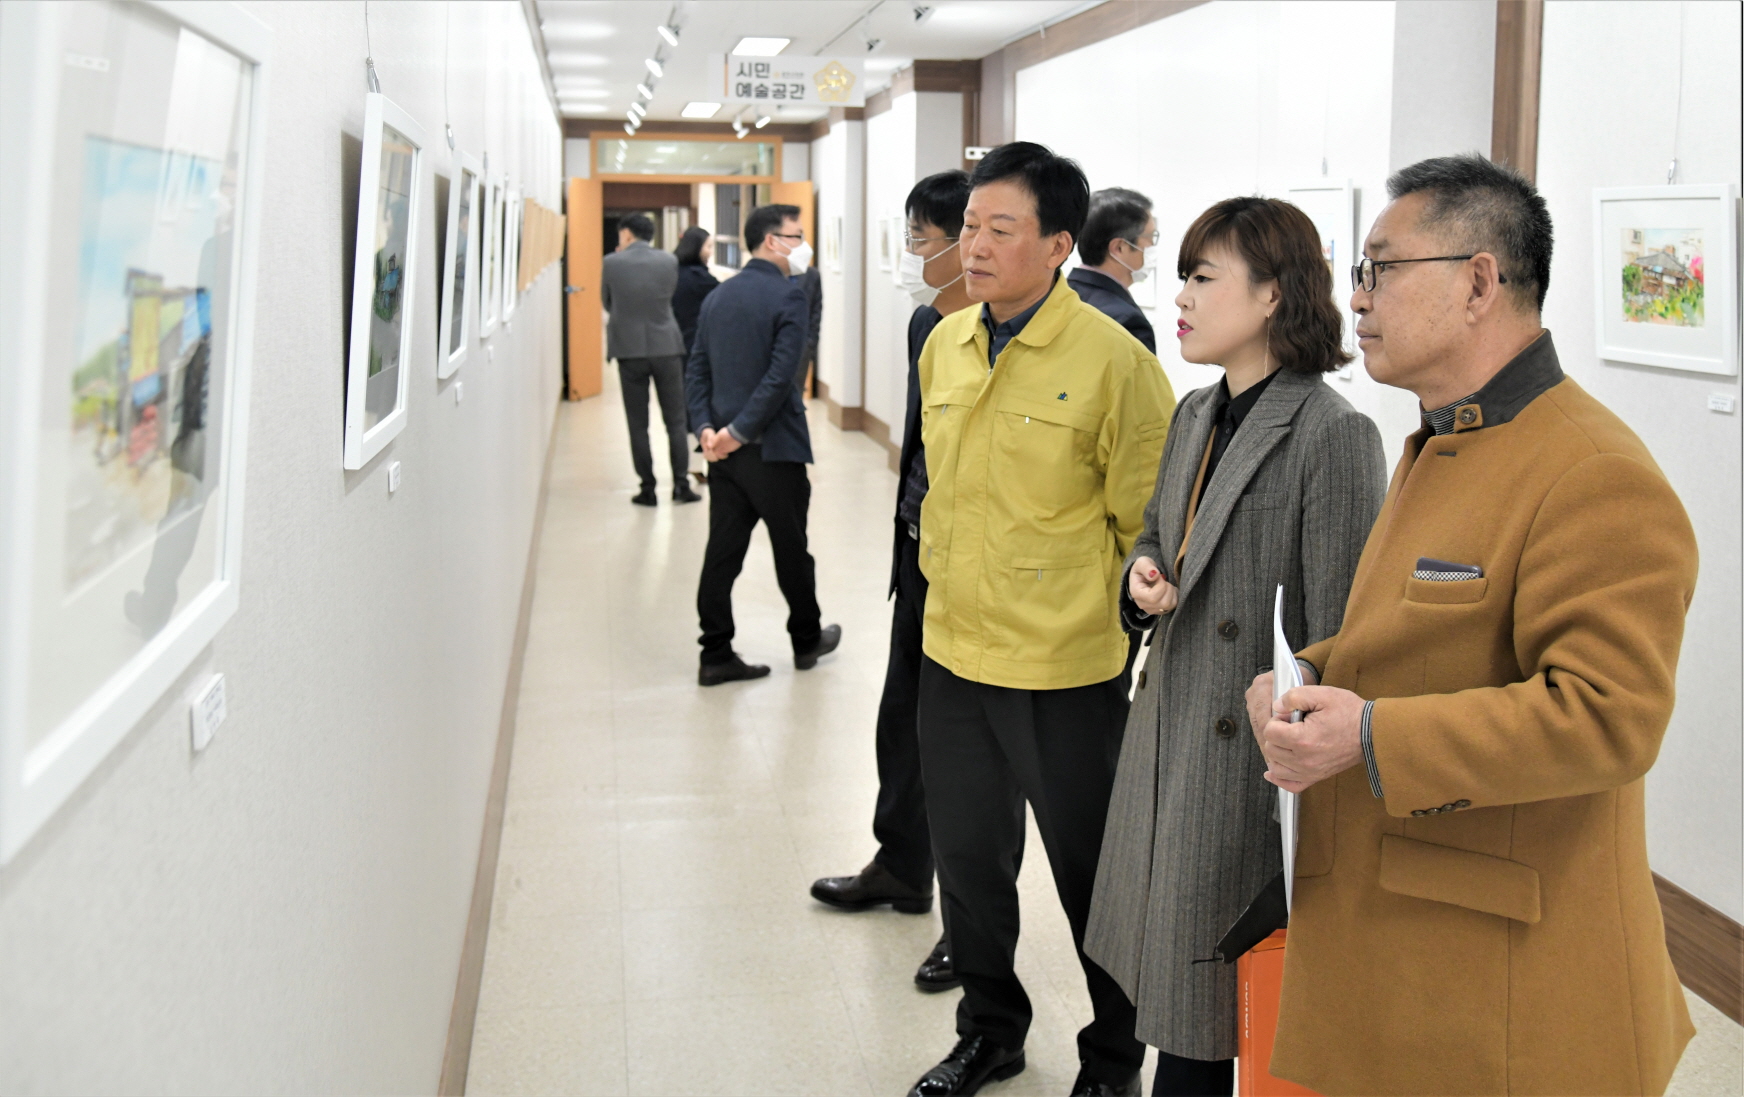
[813,117,866,413]
[1537,0,1742,921]
[0,1,564,1091]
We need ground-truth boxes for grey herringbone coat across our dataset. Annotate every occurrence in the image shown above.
[1083,369,1385,1060]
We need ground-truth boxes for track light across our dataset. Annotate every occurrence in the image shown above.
[624,122,637,135]
[755,113,770,129]
[857,21,881,52]
[628,102,646,119]
[657,24,679,47]
[636,82,655,100]
[644,57,664,78]
[910,4,935,24]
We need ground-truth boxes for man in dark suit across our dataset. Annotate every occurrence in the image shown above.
[1067,188,1158,353]
[809,170,974,992]
[686,204,842,686]
[601,212,700,506]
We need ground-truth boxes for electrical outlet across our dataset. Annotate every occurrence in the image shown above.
[1707,392,1736,414]
[189,674,226,752]
[388,461,402,493]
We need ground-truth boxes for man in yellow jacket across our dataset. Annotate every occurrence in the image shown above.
[904,143,1174,1097]
[1249,154,1697,1095]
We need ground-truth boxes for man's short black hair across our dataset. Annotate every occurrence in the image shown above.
[621,212,656,241]
[1079,187,1153,265]
[745,203,801,252]
[1387,153,1553,311]
[968,141,1090,242]
[906,170,972,238]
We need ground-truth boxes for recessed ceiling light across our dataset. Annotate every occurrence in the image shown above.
[540,21,614,42]
[731,37,790,56]
[557,87,610,99]
[561,103,609,113]
[681,101,722,119]
[545,51,608,69]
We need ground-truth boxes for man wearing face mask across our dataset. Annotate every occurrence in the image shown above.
[810,171,975,992]
[1067,188,1158,353]
[685,204,841,685]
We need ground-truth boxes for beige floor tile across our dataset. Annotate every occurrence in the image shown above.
[492,840,620,923]
[476,910,624,1013]
[624,989,873,1097]
[1668,987,1744,1096]
[618,815,802,910]
[621,902,837,1002]
[466,1004,628,1097]
[499,791,618,849]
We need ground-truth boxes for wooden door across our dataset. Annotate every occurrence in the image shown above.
[565,176,603,400]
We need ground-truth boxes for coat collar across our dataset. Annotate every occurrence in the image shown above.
[1067,265,1137,306]
[742,257,784,279]
[953,271,1080,347]
[1176,370,1321,596]
[1430,329,1565,434]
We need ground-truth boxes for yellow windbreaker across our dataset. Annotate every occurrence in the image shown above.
[918,275,1175,690]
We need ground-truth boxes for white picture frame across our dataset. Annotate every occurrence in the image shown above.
[479,175,501,338]
[878,216,894,273]
[1287,179,1358,361]
[343,92,425,469]
[1592,184,1738,376]
[437,151,480,380]
[501,185,521,323]
[0,0,272,861]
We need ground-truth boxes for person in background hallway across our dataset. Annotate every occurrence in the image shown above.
[1082,197,1386,1097]
[793,251,823,396]
[686,204,841,686]
[906,143,1174,1097]
[1246,155,1698,1096]
[810,170,975,995]
[601,213,700,506]
[671,225,720,355]
[1068,187,1159,353]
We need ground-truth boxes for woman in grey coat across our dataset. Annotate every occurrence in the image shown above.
[1083,197,1386,1094]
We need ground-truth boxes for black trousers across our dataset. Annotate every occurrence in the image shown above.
[618,355,689,491]
[1152,1051,1234,1096]
[696,445,821,664]
[870,532,934,891]
[916,656,1144,1084]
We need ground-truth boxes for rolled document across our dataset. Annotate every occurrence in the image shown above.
[1272,585,1303,914]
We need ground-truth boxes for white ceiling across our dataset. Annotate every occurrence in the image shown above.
[534,0,1095,124]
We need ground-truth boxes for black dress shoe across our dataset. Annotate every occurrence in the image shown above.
[630,488,658,506]
[915,933,961,992]
[1069,1067,1142,1097]
[673,483,702,504]
[698,656,770,686]
[809,860,933,914]
[794,623,842,670]
[907,1034,1025,1096]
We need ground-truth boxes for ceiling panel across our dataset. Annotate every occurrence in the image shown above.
[535,0,1093,123]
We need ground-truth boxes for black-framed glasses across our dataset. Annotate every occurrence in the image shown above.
[770,232,805,242]
[1351,254,1507,291]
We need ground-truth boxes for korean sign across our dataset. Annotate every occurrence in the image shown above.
[711,54,867,108]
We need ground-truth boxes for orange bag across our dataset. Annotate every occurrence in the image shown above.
[1237,930,1322,1097]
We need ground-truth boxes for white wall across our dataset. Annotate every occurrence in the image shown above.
[0,1,564,1090]
[1537,0,1742,920]
[782,139,810,183]
[865,96,921,436]
[813,119,865,408]
[1389,0,1496,171]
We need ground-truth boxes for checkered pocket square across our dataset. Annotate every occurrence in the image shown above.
[1414,557,1483,581]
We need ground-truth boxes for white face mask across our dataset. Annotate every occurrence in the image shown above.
[1113,239,1158,283]
[898,246,964,307]
[781,238,812,274]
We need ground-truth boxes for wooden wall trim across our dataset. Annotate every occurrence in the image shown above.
[563,118,814,140]
[1491,0,1544,182]
[1002,0,1207,72]
[860,409,901,472]
[866,84,895,120]
[913,59,982,94]
[828,106,867,125]
[1655,872,1743,1024]
[437,403,562,1094]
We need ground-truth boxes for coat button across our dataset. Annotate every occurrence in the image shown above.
[1442,803,1458,812]
[1458,406,1478,425]
[1218,620,1239,640]
[1455,799,1471,809]
[1215,717,1236,737]
[1411,809,1427,817]
[1137,669,1147,690]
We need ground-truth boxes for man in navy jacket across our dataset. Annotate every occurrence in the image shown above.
[686,204,841,685]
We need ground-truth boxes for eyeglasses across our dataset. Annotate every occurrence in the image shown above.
[903,232,958,250]
[770,232,805,242]
[1351,254,1508,292]
[1123,230,1161,247]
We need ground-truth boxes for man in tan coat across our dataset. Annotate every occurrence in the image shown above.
[1247,154,1697,1096]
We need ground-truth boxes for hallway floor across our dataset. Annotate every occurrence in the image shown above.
[465,376,1742,1096]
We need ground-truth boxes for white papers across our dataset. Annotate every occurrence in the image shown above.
[1272,585,1303,914]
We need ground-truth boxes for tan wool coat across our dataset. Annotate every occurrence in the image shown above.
[1273,334,1699,1096]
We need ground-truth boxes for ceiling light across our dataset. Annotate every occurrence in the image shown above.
[627,102,646,119]
[540,21,614,42]
[624,122,637,135]
[754,113,770,129]
[644,57,664,78]
[544,51,608,68]
[561,103,608,113]
[731,37,790,56]
[681,101,722,119]
[736,128,748,140]
[910,4,935,24]
[557,87,610,99]
[657,24,680,48]
[636,82,655,100]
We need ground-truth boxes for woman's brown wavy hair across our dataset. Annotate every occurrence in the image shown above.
[1176,196,1353,374]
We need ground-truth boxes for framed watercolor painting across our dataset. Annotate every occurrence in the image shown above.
[0,0,271,861]
[501,185,521,323]
[343,92,425,469]
[1287,179,1358,358]
[437,151,480,379]
[1593,184,1737,376]
[479,175,501,338]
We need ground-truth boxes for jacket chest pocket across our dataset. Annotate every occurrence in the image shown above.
[989,395,1100,508]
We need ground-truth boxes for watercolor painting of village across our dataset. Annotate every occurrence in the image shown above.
[1620,226,1705,327]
